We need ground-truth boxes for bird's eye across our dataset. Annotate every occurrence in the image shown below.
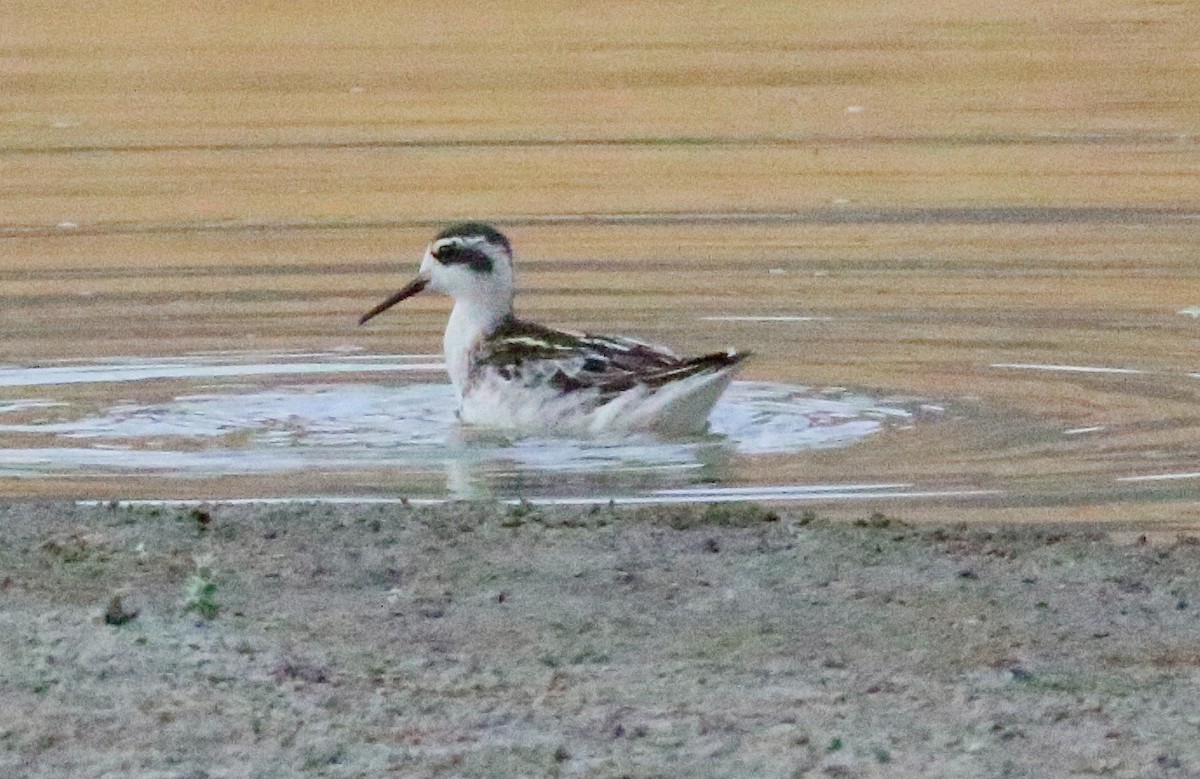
[433,243,458,261]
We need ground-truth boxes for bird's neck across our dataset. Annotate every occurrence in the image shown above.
[443,295,512,395]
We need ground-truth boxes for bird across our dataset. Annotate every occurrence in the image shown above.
[359,222,749,435]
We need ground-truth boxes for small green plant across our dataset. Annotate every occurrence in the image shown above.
[700,502,780,527]
[502,499,538,527]
[183,555,219,620]
[853,512,895,529]
[661,502,780,530]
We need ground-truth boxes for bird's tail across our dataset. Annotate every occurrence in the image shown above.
[640,349,751,388]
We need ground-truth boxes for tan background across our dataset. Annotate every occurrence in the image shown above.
[0,0,1197,511]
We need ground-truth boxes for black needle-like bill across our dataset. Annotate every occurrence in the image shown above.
[358,276,429,325]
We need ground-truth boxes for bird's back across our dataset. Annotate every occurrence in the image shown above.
[461,316,749,434]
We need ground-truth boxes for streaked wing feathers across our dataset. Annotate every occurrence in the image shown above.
[472,316,748,398]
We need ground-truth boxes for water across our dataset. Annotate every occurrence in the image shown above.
[2,215,1198,513]
[0,351,933,501]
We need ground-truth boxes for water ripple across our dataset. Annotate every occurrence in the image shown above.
[0,352,917,484]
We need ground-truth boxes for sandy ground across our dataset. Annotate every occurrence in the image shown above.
[2,501,1199,778]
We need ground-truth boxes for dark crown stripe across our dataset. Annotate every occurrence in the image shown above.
[435,222,511,254]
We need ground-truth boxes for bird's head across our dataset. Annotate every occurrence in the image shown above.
[359,222,515,325]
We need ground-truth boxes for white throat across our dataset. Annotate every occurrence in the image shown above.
[443,293,511,396]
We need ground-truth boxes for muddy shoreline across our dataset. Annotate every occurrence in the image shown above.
[2,501,1199,777]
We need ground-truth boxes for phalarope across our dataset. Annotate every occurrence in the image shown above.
[359,222,749,434]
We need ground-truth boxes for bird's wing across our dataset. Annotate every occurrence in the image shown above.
[472,317,748,398]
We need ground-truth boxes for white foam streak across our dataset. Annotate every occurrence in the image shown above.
[654,483,912,496]
[1116,472,1200,483]
[0,357,443,387]
[990,363,1144,375]
[701,316,833,322]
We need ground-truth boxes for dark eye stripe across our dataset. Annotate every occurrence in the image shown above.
[434,244,493,273]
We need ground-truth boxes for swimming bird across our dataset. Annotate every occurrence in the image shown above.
[359,222,749,434]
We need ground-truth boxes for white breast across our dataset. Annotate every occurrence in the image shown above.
[443,301,506,399]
